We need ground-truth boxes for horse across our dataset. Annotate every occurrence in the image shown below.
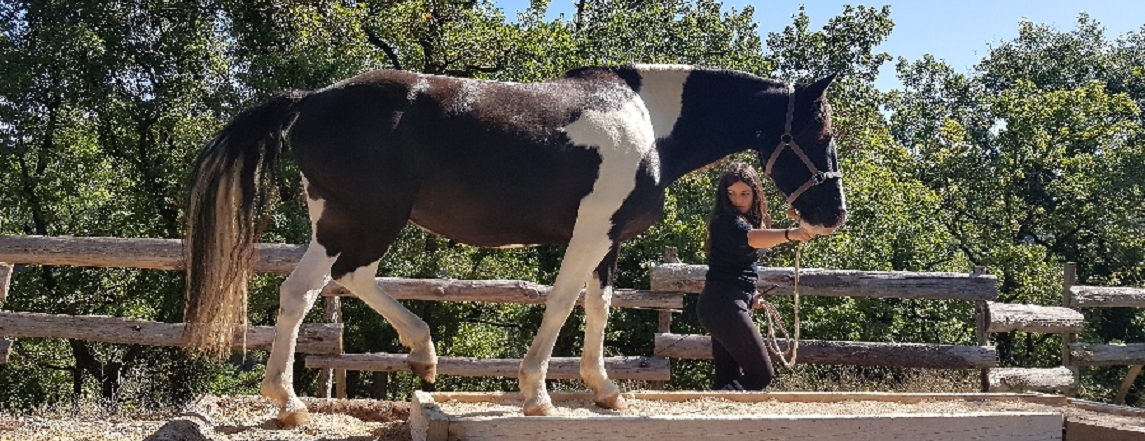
[182,64,847,425]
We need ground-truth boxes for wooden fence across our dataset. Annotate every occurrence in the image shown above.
[0,235,679,398]
[3,236,1138,402]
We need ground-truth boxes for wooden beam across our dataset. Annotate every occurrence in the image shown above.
[986,302,1085,333]
[1114,364,1142,405]
[1069,342,1145,366]
[321,278,683,309]
[654,333,996,369]
[1070,285,1145,308]
[988,366,1077,392]
[0,262,11,303]
[0,311,342,354]
[650,264,998,300]
[0,235,303,275]
[0,236,682,309]
[306,354,671,381]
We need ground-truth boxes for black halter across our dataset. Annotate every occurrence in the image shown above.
[764,86,843,204]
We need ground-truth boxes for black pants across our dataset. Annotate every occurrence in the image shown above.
[696,280,775,390]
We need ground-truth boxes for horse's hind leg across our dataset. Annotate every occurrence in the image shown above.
[261,192,337,427]
[335,258,437,382]
[320,202,437,384]
[581,244,625,410]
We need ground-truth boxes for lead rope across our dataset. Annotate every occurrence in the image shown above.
[757,241,802,368]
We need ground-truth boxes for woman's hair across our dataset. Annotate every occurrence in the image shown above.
[706,162,770,253]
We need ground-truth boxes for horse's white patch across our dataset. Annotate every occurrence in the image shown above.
[407,76,430,102]
[563,97,656,245]
[633,64,693,140]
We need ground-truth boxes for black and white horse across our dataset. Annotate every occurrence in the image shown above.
[182,64,846,425]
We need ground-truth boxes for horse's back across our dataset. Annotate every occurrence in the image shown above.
[287,68,658,247]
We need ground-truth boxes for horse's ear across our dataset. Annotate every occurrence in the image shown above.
[802,73,838,98]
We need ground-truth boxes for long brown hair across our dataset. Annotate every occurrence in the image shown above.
[706,162,770,253]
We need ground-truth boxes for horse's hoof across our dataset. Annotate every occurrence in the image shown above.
[276,408,311,428]
[409,360,437,384]
[594,392,627,410]
[522,402,555,416]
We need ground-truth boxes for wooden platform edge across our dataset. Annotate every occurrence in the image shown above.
[411,390,449,441]
[424,391,1069,406]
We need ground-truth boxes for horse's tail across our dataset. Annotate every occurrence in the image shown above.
[183,90,310,357]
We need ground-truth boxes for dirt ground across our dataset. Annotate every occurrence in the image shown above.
[0,396,410,441]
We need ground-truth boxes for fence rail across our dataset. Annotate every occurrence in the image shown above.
[0,311,342,354]
[653,333,997,369]
[650,263,998,300]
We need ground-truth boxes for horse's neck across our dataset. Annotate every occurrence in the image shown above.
[639,68,786,186]
[631,65,694,140]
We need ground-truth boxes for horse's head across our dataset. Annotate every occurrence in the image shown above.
[756,74,846,235]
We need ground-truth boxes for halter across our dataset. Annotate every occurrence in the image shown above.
[763,85,844,204]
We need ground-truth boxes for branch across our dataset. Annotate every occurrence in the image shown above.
[364,28,403,70]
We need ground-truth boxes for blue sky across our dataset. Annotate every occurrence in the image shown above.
[495,0,1145,90]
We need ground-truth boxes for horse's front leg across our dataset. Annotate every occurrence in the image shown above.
[262,242,335,427]
[519,236,612,416]
[581,244,625,410]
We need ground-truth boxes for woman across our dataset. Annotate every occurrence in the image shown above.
[697,162,814,391]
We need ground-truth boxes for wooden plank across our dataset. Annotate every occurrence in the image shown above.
[1065,421,1145,441]
[1065,398,1145,441]
[0,235,303,275]
[428,391,1068,405]
[305,354,670,381]
[321,278,683,309]
[0,311,342,354]
[987,302,1085,333]
[0,338,11,364]
[444,413,1061,441]
[650,263,998,300]
[654,333,997,369]
[1069,342,1145,366]
[0,262,11,303]
[988,367,1078,392]
[1071,285,1145,308]
[1114,364,1142,405]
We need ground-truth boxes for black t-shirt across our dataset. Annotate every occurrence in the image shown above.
[705,214,762,292]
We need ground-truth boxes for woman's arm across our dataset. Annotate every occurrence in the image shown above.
[746,226,815,249]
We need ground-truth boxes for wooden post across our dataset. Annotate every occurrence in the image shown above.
[1062,262,1077,397]
[0,262,11,304]
[0,261,12,365]
[972,267,989,392]
[316,295,345,398]
[1114,364,1142,405]
[649,247,680,390]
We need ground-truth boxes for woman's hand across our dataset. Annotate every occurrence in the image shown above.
[751,293,768,310]
[785,227,815,243]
